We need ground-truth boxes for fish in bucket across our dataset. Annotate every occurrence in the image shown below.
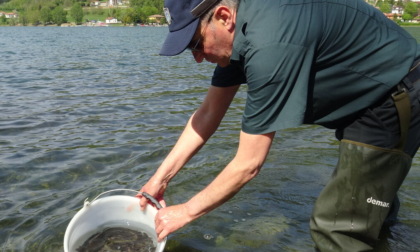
[63,189,166,252]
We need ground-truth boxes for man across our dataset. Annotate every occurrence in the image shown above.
[138,0,420,251]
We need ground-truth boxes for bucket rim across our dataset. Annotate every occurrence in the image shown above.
[63,189,166,252]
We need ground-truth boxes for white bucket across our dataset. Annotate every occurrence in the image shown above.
[63,189,166,252]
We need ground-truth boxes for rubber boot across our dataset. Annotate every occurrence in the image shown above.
[310,140,412,252]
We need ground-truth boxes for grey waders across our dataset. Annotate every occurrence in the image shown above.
[310,61,420,252]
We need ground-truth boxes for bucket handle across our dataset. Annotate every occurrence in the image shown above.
[84,189,163,209]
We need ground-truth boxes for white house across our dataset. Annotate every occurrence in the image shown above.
[109,0,123,6]
[5,13,18,18]
[105,17,119,24]
[392,6,403,15]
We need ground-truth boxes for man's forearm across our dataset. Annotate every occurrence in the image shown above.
[184,131,275,220]
[151,85,240,185]
[152,110,219,184]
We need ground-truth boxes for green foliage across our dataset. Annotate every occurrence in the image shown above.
[83,7,106,22]
[51,5,66,26]
[40,6,52,25]
[374,0,404,7]
[404,2,419,17]
[119,7,137,24]
[0,0,164,25]
[402,13,413,21]
[130,0,163,10]
[0,14,6,24]
[379,2,391,13]
[18,9,28,25]
[140,6,158,19]
[26,8,41,25]
[365,0,419,25]
[396,0,404,7]
[15,8,45,26]
[70,2,83,24]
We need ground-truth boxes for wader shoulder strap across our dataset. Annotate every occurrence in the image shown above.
[392,85,411,151]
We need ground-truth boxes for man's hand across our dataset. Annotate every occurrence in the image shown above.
[154,203,192,242]
[137,179,167,211]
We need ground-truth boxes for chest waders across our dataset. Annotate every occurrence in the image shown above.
[310,62,420,252]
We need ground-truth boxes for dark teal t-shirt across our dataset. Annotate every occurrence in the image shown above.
[211,0,419,134]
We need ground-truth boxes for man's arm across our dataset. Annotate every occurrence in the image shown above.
[139,84,240,209]
[154,130,275,241]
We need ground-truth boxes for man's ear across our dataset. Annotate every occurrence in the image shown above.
[213,6,235,31]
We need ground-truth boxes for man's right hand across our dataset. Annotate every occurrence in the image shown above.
[137,180,167,210]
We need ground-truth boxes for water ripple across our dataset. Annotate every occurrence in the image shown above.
[0,26,419,252]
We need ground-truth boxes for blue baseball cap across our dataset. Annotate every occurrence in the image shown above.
[160,0,221,56]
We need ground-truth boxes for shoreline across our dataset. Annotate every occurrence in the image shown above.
[0,23,168,27]
[0,22,418,28]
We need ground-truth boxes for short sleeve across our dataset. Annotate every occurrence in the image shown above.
[211,64,247,87]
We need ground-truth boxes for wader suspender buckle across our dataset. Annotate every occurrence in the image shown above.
[391,84,411,151]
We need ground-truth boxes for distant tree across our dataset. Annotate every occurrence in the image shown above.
[1,0,165,25]
[40,6,52,25]
[18,10,29,25]
[379,2,391,13]
[142,6,158,17]
[0,15,7,24]
[402,13,413,21]
[27,9,41,25]
[70,2,83,24]
[8,16,17,25]
[119,8,136,25]
[130,7,142,23]
[51,5,67,25]
[404,2,419,19]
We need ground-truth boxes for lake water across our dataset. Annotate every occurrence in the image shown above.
[1,26,419,252]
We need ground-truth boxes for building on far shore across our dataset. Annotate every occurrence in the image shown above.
[0,12,18,18]
[148,15,164,24]
[105,17,119,24]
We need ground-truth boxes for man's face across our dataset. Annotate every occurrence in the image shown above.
[188,9,235,67]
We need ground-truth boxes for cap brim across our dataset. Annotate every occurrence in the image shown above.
[159,19,200,56]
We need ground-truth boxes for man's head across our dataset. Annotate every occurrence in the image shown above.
[160,0,238,66]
